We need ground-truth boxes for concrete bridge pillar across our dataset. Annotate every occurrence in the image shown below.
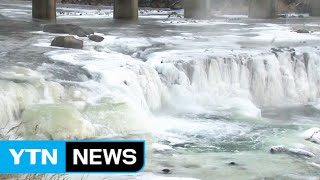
[249,0,277,19]
[184,0,211,19]
[114,0,139,20]
[32,0,56,20]
[310,0,320,16]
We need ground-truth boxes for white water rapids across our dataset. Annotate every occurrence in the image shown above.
[1,1,320,179]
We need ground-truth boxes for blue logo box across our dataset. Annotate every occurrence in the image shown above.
[0,140,145,174]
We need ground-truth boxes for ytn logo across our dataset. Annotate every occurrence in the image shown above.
[9,149,57,165]
[0,141,145,174]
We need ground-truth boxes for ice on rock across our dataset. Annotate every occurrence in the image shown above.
[21,104,95,140]
[71,90,86,101]
[288,148,315,157]
[303,128,320,138]
[271,145,315,157]
[44,81,65,102]
[151,143,173,152]
[85,98,151,137]
[270,145,288,153]
[303,128,320,145]
[46,49,165,112]
[66,89,88,112]
[0,67,65,129]
[156,63,190,86]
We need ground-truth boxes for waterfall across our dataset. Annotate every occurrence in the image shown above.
[2,45,320,139]
[147,47,320,110]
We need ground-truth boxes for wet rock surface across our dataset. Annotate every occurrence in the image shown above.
[162,168,171,174]
[295,29,310,33]
[228,162,238,166]
[43,24,82,34]
[88,34,104,42]
[51,36,84,49]
[70,28,90,37]
[44,24,94,37]
[309,133,320,144]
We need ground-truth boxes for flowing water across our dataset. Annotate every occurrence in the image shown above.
[1,1,320,179]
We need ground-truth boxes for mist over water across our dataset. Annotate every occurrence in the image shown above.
[1,0,320,179]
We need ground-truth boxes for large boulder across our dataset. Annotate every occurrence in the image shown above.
[88,34,104,42]
[51,36,83,49]
[44,24,94,37]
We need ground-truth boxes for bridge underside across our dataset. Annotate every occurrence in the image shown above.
[31,0,320,21]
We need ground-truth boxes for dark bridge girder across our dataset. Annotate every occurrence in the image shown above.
[32,0,56,20]
[310,0,320,17]
[249,0,277,19]
[114,0,139,20]
[184,0,211,19]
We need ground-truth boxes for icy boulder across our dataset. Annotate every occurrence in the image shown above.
[303,128,320,145]
[270,145,315,157]
[0,66,65,129]
[21,104,95,140]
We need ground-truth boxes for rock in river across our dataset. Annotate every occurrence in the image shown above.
[44,24,94,37]
[270,145,315,158]
[295,29,310,34]
[70,28,94,37]
[51,36,83,49]
[44,24,81,34]
[162,169,171,174]
[288,148,315,157]
[88,34,104,42]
